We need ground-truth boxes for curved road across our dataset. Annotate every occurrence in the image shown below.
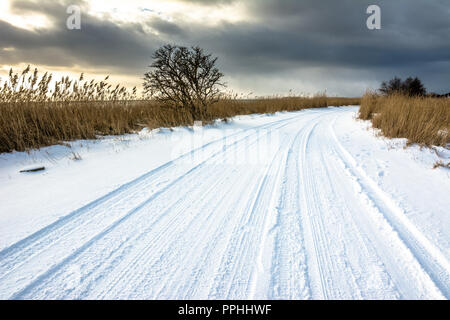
[0,108,448,299]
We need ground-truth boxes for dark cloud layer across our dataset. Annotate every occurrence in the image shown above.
[1,0,449,95]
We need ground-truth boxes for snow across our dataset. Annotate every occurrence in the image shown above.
[0,106,448,299]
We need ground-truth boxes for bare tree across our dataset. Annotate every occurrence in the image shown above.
[143,44,225,119]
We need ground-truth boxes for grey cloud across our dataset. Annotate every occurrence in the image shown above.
[1,0,449,95]
[148,17,185,36]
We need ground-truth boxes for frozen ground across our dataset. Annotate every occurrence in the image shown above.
[0,106,448,299]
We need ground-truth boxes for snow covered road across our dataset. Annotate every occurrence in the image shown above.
[0,107,449,299]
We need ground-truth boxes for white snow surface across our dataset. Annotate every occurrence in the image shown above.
[0,106,449,299]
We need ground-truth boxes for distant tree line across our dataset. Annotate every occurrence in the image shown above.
[379,77,426,97]
[428,92,450,98]
[379,77,450,98]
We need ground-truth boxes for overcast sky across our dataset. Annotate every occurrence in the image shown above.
[0,0,449,96]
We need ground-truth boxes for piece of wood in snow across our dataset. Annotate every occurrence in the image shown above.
[20,166,45,173]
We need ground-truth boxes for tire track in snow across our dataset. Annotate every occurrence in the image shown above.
[207,119,311,299]
[300,116,398,299]
[93,127,287,299]
[291,109,444,299]
[328,111,449,299]
[38,161,246,299]
[267,119,322,299]
[129,113,325,299]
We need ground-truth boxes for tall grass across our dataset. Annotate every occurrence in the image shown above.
[0,67,360,153]
[0,65,136,102]
[358,92,450,147]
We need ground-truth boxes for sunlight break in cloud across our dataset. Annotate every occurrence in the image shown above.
[87,0,249,27]
[0,0,53,30]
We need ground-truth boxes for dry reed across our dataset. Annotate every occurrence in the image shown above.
[358,92,450,147]
[0,66,360,153]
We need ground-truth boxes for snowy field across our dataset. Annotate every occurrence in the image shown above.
[0,106,449,299]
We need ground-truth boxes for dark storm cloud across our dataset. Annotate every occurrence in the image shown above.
[186,0,450,82]
[204,0,450,93]
[1,0,449,94]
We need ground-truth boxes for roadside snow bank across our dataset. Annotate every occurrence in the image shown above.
[333,107,450,260]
